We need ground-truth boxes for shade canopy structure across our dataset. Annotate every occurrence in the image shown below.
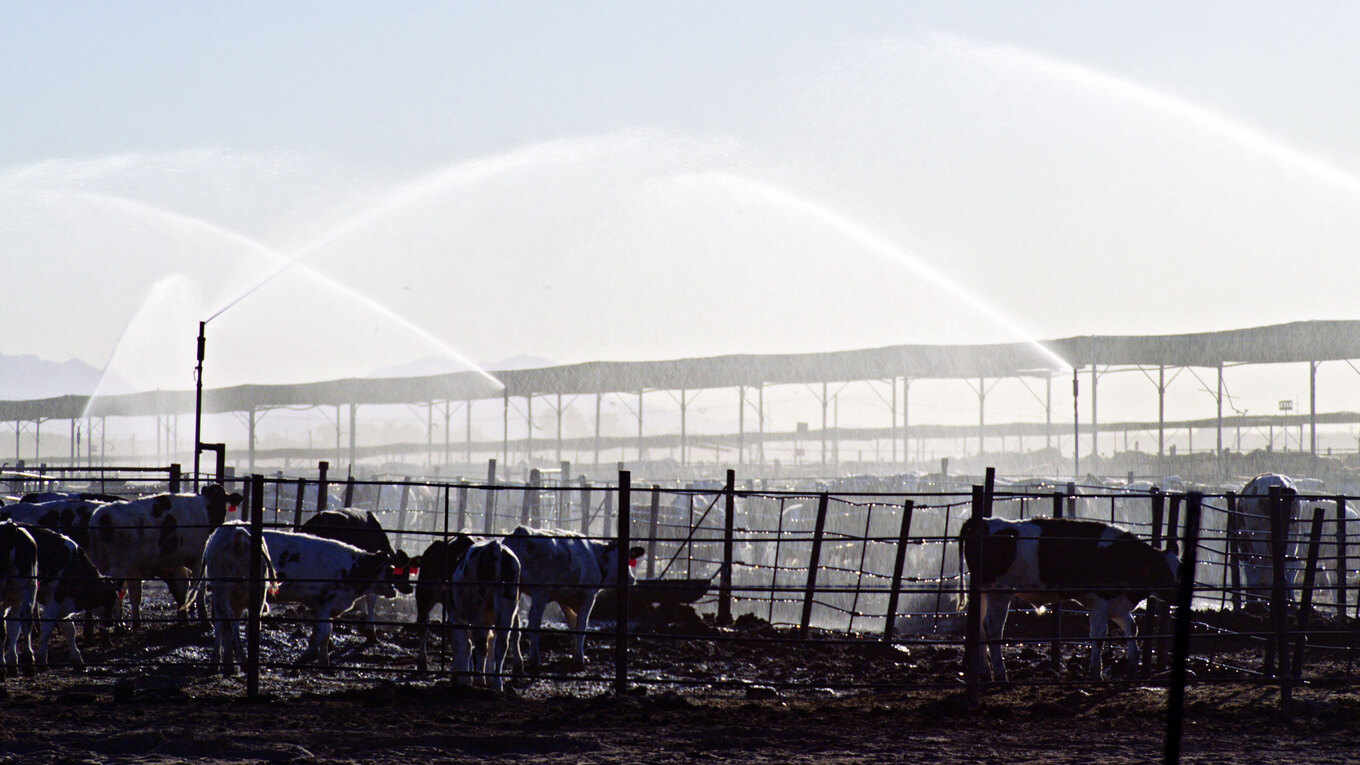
[5,321,1358,422]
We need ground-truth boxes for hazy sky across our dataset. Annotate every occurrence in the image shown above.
[4,2,1359,393]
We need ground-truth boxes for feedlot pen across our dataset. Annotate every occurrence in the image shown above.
[4,465,1360,708]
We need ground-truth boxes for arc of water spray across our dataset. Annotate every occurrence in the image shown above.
[81,192,503,388]
[955,35,1360,197]
[680,171,1073,371]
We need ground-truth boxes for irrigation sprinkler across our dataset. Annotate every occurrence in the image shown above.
[193,320,206,490]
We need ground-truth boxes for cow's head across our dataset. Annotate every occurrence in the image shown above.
[387,549,416,595]
[598,541,647,586]
[354,551,398,599]
[200,484,245,526]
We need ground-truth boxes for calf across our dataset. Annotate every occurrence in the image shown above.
[190,522,277,676]
[414,534,476,672]
[299,508,414,644]
[960,516,1179,680]
[503,525,645,670]
[1232,473,1300,604]
[263,529,397,667]
[449,538,521,690]
[86,484,242,627]
[18,524,120,669]
[0,521,38,674]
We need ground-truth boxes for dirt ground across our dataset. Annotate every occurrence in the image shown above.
[1,598,1358,764]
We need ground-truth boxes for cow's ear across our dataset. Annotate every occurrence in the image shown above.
[394,550,411,566]
[228,492,244,506]
[629,546,646,559]
[408,554,423,569]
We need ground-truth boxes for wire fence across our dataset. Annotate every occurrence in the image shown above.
[3,463,1359,721]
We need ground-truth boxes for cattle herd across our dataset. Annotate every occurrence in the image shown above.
[0,471,1345,693]
[0,484,647,691]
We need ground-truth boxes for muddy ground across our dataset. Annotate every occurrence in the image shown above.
[1,595,1358,764]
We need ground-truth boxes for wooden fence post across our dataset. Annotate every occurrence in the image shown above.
[799,492,830,636]
[1145,488,1165,673]
[1291,506,1327,689]
[647,486,660,581]
[315,461,329,513]
[1226,492,1242,612]
[343,475,355,507]
[456,484,468,532]
[1158,493,1183,672]
[1051,490,1065,671]
[882,500,915,640]
[1335,496,1349,619]
[579,477,592,536]
[169,463,181,493]
[1164,492,1202,765]
[964,485,985,709]
[246,474,265,699]
[614,470,631,696]
[483,459,497,535]
[718,469,736,627]
[291,477,306,530]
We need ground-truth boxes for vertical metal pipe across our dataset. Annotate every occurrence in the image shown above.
[614,470,631,696]
[718,469,736,626]
[800,492,830,635]
[246,474,265,699]
[882,500,914,640]
[1164,492,1202,765]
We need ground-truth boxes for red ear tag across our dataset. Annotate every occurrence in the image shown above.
[228,504,238,513]
[117,589,126,600]
[408,567,419,575]
[392,566,406,576]
[628,558,639,568]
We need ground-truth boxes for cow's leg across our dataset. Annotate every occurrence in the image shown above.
[58,618,83,667]
[360,593,379,644]
[1109,597,1140,670]
[470,624,490,685]
[35,600,62,669]
[128,580,143,629]
[979,594,1011,682]
[164,575,190,619]
[565,595,597,668]
[3,606,21,674]
[451,625,473,685]
[489,604,517,691]
[1087,599,1111,678]
[522,595,549,671]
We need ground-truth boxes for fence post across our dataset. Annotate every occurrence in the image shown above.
[647,486,660,581]
[1291,506,1327,689]
[1164,492,1202,765]
[483,459,497,535]
[882,499,915,640]
[983,467,995,518]
[521,468,540,526]
[1052,490,1065,671]
[614,470,631,696]
[169,463,181,493]
[1226,492,1242,612]
[1158,493,1183,671]
[246,474,265,699]
[717,469,736,627]
[579,477,592,536]
[343,475,355,507]
[799,492,830,636]
[1336,496,1349,619]
[315,461,329,514]
[456,484,469,532]
[1265,485,1289,689]
[964,485,985,709]
[291,477,306,530]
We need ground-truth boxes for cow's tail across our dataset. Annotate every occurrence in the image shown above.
[180,554,208,619]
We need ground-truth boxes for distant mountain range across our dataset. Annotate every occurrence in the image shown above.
[0,353,561,401]
[0,354,128,400]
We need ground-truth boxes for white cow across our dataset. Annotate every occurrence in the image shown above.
[1232,473,1300,604]
[86,484,243,626]
[449,538,521,690]
[960,516,1179,680]
[189,522,277,676]
[263,529,397,667]
[503,525,645,671]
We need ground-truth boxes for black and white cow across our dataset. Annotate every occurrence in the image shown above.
[0,521,38,674]
[190,522,277,676]
[1232,473,1301,604]
[86,484,243,626]
[263,529,397,667]
[1,496,107,551]
[18,524,120,669]
[299,508,414,644]
[449,538,521,690]
[960,516,1179,680]
[503,525,645,670]
[414,534,476,672]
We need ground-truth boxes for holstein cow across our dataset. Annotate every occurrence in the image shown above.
[448,538,521,690]
[960,516,1179,680]
[0,521,38,674]
[414,534,476,672]
[503,525,645,671]
[188,522,277,676]
[299,508,415,645]
[1232,473,1300,605]
[18,524,121,669]
[263,529,397,667]
[1,496,108,551]
[86,484,243,627]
